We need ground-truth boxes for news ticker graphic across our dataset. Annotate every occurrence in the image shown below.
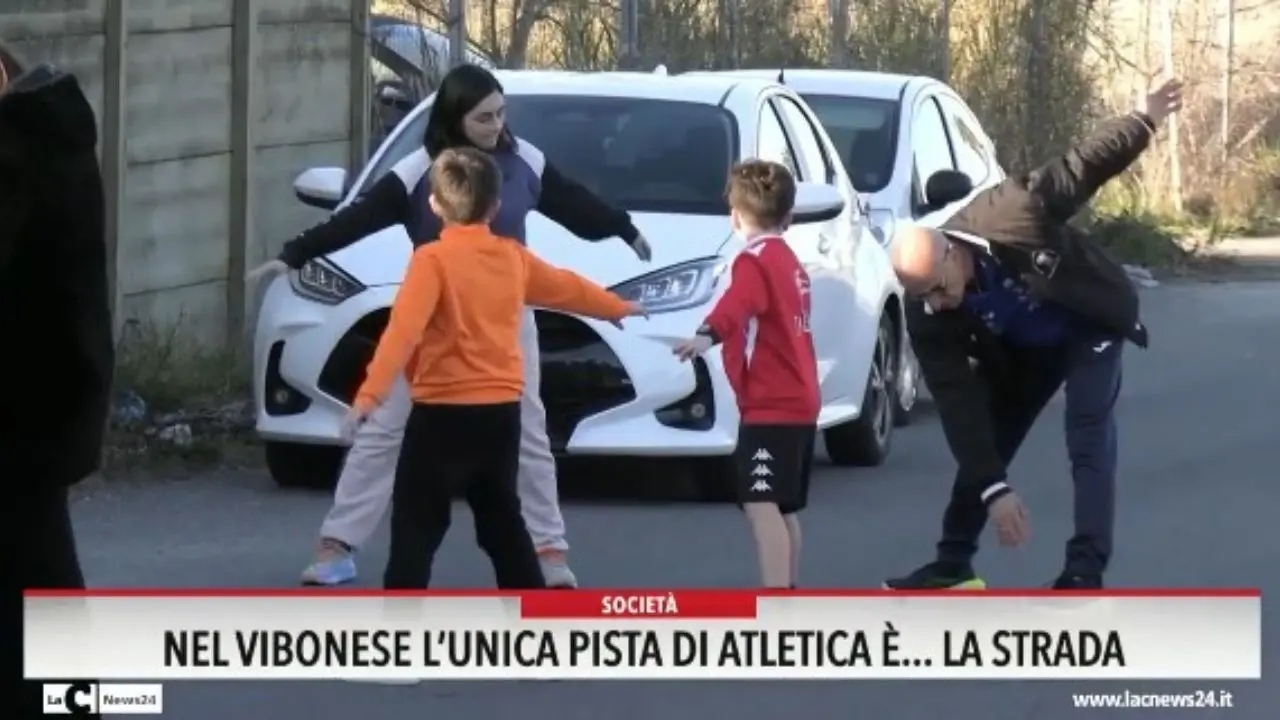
[24,589,1260,681]
[41,683,163,715]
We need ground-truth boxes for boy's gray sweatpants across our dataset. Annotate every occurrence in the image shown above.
[317,310,567,552]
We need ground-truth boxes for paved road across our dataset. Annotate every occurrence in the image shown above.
[70,280,1278,719]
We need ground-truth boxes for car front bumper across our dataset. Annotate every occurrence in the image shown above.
[254,279,741,456]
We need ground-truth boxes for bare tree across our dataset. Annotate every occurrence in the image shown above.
[1220,0,1236,172]
[1159,0,1184,212]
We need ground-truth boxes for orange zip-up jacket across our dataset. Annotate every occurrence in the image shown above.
[354,224,633,412]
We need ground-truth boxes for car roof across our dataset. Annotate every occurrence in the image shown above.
[691,69,926,101]
[490,70,775,105]
[370,21,495,70]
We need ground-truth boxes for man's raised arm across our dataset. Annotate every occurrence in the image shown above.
[1027,77,1183,223]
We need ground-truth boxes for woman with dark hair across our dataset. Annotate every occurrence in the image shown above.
[247,63,650,589]
[1,44,114,717]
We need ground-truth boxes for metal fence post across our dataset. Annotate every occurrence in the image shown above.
[829,0,848,67]
[448,0,467,68]
[619,0,640,69]
[228,0,258,349]
[940,0,952,81]
[349,0,371,170]
[728,0,741,67]
[102,0,127,339]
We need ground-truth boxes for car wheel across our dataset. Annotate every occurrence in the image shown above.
[824,315,895,467]
[265,441,344,490]
[894,339,918,427]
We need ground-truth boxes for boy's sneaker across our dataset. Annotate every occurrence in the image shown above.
[301,539,357,586]
[1051,573,1103,590]
[883,561,986,590]
[538,550,578,588]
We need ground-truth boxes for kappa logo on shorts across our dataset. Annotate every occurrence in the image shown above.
[750,464,773,478]
[750,479,773,492]
[752,448,774,462]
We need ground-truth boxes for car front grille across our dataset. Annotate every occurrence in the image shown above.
[316,309,389,404]
[534,310,635,451]
[315,309,635,450]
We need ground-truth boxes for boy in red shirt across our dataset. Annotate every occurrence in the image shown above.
[673,160,821,589]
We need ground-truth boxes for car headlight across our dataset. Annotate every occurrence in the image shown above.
[610,258,726,314]
[289,258,366,305]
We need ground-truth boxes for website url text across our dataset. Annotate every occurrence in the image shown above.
[1072,689,1234,709]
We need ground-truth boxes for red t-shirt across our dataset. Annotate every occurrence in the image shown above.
[704,236,820,425]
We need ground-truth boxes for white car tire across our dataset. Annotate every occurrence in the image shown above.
[824,315,896,467]
[265,441,344,490]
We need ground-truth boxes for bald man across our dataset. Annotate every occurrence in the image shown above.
[883,78,1183,591]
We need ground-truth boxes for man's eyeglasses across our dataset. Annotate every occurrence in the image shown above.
[913,241,954,302]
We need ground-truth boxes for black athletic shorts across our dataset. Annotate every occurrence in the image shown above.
[733,423,817,514]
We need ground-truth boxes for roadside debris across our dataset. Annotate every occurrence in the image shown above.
[107,390,255,468]
[1124,264,1160,288]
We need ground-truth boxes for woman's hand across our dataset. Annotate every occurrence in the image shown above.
[341,406,368,443]
[630,234,652,262]
[608,301,649,329]
[246,259,289,284]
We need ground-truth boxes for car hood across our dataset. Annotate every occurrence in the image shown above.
[328,212,735,288]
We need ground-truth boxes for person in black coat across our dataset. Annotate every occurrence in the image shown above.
[885,77,1183,591]
[1,47,113,717]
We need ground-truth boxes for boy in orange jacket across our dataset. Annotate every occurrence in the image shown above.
[350,147,646,589]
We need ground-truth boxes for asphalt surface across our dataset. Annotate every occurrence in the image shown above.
[70,279,1277,719]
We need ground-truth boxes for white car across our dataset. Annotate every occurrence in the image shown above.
[698,69,1004,240]
[253,70,918,491]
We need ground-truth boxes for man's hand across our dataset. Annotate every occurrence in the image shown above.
[989,492,1030,547]
[341,407,368,443]
[608,301,649,329]
[672,334,714,361]
[246,259,289,284]
[630,233,653,262]
[1140,76,1184,127]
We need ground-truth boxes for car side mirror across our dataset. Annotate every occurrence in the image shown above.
[921,169,974,211]
[792,182,845,225]
[293,167,347,211]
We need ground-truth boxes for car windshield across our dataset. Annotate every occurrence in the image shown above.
[361,95,738,215]
[800,94,899,193]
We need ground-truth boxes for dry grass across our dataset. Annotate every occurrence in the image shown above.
[104,317,261,476]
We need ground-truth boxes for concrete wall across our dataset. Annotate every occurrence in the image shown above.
[1,0,370,348]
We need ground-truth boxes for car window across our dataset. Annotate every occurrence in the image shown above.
[936,95,992,186]
[756,103,800,178]
[371,57,398,83]
[911,97,956,195]
[360,95,739,215]
[772,96,835,184]
[800,94,898,193]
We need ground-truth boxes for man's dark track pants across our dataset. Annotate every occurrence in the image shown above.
[936,333,1123,577]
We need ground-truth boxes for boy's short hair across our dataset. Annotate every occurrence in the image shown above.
[429,147,501,225]
[726,159,796,229]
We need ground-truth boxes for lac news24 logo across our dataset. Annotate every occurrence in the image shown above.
[42,682,164,715]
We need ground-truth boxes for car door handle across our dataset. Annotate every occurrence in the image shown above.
[818,235,833,254]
